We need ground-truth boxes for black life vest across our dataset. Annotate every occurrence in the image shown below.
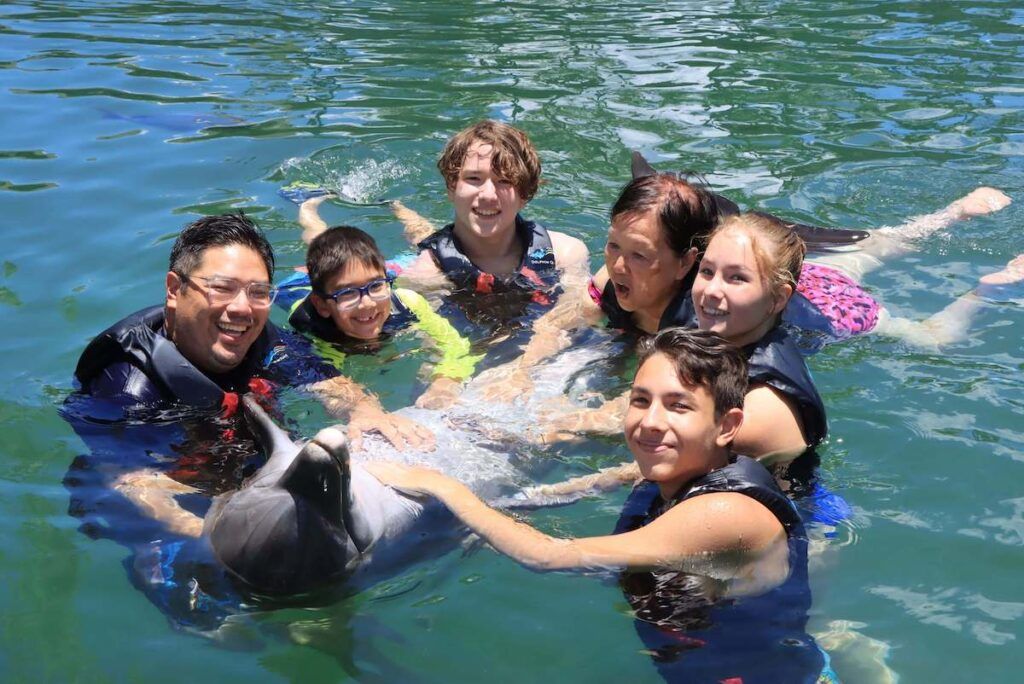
[73,305,281,408]
[744,325,828,446]
[641,455,803,532]
[416,215,560,303]
[614,457,822,681]
[287,291,415,344]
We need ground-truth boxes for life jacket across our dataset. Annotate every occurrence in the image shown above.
[615,457,824,682]
[638,455,802,532]
[73,305,281,410]
[744,325,828,447]
[416,215,560,305]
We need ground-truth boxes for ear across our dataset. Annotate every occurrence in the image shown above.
[165,271,183,312]
[772,283,794,315]
[309,293,333,319]
[715,407,744,448]
[676,247,698,281]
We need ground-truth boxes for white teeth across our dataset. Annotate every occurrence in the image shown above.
[701,306,726,316]
[218,322,248,334]
[475,209,500,216]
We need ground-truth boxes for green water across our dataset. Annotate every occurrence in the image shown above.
[2,1,1022,681]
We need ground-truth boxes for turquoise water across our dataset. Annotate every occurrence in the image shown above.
[2,1,1023,681]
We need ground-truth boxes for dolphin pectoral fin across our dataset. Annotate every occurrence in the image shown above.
[630,150,658,179]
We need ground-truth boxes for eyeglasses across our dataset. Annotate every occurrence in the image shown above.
[180,274,277,308]
[323,277,392,310]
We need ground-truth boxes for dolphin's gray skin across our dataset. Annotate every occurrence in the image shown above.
[630,150,870,250]
[206,333,629,596]
[204,397,452,595]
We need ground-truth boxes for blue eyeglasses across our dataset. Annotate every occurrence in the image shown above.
[324,277,392,310]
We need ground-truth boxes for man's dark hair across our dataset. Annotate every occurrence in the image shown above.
[169,212,275,280]
[635,328,747,418]
[306,225,386,294]
[610,173,719,256]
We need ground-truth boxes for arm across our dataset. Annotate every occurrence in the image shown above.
[517,461,641,503]
[364,462,786,575]
[535,391,629,444]
[309,375,436,451]
[479,233,602,401]
[395,288,484,409]
[391,200,441,245]
[112,469,204,538]
[734,385,809,466]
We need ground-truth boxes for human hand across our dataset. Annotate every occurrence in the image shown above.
[363,461,449,496]
[348,402,436,452]
[416,376,463,410]
[957,187,1011,217]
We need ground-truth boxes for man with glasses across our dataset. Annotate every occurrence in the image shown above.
[74,213,433,450]
[74,213,311,408]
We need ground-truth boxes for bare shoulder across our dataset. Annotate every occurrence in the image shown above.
[591,264,610,291]
[549,230,590,269]
[735,384,808,464]
[654,491,786,555]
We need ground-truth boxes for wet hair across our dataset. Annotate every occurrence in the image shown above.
[705,212,806,297]
[635,328,747,418]
[169,212,275,281]
[306,225,386,294]
[610,173,719,256]
[437,120,542,201]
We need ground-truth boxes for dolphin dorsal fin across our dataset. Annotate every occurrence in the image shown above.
[630,151,658,179]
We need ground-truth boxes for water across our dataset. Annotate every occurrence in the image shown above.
[2,1,1022,681]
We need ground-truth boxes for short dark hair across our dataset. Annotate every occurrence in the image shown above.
[610,173,719,256]
[635,328,747,418]
[437,120,542,201]
[306,225,386,294]
[169,212,275,281]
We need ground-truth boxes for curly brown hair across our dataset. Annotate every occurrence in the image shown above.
[437,120,541,201]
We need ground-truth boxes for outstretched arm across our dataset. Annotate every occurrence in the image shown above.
[478,233,602,401]
[534,392,629,444]
[364,461,787,575]
[112,469,204,538]
[309,375,436,451]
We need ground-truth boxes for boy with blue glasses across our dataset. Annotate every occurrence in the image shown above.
[277,225,482,418]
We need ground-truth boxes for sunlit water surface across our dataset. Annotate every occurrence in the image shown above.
[1,1,1022,681]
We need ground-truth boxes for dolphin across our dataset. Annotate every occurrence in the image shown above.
[205,332,629,596]
[630,150,870,251]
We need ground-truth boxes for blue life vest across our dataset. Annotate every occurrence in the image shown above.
[615,456,825,683]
